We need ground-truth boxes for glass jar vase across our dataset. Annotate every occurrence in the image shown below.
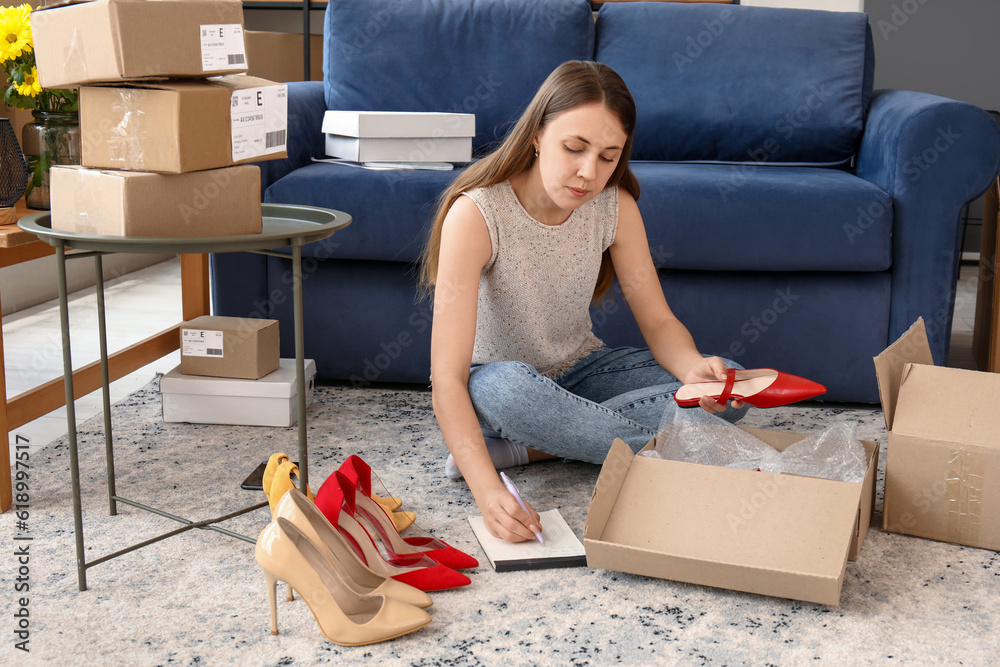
[21,110,82,210]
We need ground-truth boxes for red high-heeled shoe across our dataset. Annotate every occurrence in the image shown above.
[673,368,826,408]
[328,457,413,530]
[314,471,471,592]
[338,455,479,570]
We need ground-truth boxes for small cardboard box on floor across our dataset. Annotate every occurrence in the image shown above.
[33,0,248,88]
[80,75,287,173]
[49,165,262,237]
[584,428,878,606]
[161,359,316,428]
[179,316,279,380]
[875,318,1000,551]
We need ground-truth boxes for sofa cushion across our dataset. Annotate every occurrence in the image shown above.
[268,161,892,271]
[324,0,595,155]
[595,3,874,165]
[264,162,464,262]
[630,162,892,272]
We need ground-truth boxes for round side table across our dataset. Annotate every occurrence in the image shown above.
[18,203,351,590]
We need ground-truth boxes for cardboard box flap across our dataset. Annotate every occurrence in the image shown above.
[584,438,634,540]
[873,318,935,431]
[893,363,1000,449]
[585,538,845,604]
[183,315,273,333]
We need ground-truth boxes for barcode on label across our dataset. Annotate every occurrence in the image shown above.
[207,348,223,356]
[265,130,286,149]
[229,53,246,65]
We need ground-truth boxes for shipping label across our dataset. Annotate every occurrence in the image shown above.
[201,24,247,72]
[230,85,288,161]
[181,329,225,358]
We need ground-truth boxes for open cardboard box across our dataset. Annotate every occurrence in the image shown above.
[584,428,878,606]
[875,318,999,551]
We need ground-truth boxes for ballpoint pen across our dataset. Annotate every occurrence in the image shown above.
[500,471,544,544]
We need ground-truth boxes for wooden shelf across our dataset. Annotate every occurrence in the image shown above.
[0,198,44,249]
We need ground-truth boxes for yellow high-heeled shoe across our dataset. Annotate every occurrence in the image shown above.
[272,488,433,609]
[262,452,290,498]
[382,505,416,532]
[372,493,403,513]
[255,517,431,646]
[265,458,313,513]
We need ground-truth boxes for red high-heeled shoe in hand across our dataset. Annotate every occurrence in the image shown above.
[314,471,471,592]
[673,368,826,408]
[338,455,479,571]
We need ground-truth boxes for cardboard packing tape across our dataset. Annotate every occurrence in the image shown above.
[946,447,986,543]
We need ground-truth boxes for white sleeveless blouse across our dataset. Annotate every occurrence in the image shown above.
[463,180,619,377]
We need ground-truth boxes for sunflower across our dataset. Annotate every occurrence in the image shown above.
[0,4,33,65]
[15,65,41,97]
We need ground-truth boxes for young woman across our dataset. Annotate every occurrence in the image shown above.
[421,61,747,543]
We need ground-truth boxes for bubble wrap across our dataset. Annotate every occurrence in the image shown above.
[642,409,867,483]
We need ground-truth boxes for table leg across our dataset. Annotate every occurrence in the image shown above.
[94,255,117,516]
[293,243,307,492]
[56,245,87,591]
[0,289,12,511]
[180,253,210,321]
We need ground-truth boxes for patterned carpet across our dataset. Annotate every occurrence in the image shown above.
[2,378,997,666]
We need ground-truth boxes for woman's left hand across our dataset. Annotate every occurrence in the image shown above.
[684,356,746,414]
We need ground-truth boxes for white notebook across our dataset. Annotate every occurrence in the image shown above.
[468,509,587,572]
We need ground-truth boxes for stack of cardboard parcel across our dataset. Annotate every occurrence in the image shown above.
[161,315,318,428]
[30,0,313,425]
[31,0,288,237]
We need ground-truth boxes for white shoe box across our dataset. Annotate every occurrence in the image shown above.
[161,359,316,427]
[322,110,475,163]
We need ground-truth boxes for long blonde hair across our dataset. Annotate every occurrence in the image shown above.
[419,60,639,303]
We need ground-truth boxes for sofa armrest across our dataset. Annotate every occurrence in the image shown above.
[856,89,1000,363]
[256,80,327,193]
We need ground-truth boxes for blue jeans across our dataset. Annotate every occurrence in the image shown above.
[468,347,748,464]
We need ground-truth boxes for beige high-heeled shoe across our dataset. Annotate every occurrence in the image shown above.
[272,488,433,609]
[255,517,431,646]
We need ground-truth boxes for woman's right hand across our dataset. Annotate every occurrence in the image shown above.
[478,485,542,543]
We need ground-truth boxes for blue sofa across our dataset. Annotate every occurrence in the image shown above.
[212,0,1000,403]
